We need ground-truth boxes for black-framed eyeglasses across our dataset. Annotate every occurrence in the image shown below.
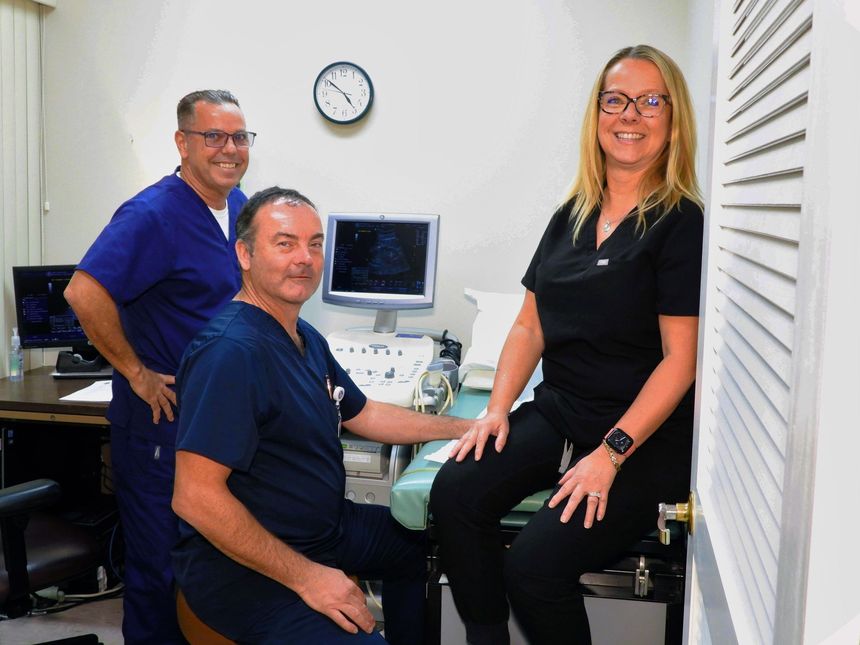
[182,130,257,148]
[598,91,671,118]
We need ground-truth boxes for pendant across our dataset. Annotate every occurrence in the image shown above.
[602,221,611,233]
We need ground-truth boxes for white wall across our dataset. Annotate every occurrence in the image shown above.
[41,0,696,347]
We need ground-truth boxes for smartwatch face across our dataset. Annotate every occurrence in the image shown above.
[606,428,634,454]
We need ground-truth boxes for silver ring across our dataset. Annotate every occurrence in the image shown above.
[587,491,602,499]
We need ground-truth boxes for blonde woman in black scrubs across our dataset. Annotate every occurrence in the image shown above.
[431,44,704,645]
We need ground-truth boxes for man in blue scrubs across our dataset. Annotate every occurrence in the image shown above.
[64,90,254,644]
[172,187,470,644]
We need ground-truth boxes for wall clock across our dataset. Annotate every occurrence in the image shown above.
[313,61,374,125]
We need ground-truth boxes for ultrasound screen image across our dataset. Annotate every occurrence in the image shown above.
[330,221,429,295]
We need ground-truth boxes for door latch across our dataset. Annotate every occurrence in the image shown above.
[657,491,696,545]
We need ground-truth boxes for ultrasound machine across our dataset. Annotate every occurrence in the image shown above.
[320,212,451,506]
[321,212,444,407]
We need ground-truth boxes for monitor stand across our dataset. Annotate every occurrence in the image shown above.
[52,346,113,380]
[373,310,398,334]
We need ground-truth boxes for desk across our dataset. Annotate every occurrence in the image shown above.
[0,367,111,507]
[0,366,109,426]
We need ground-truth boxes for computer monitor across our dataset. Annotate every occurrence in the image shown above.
[322,213,439,333]
[12,265,107,375]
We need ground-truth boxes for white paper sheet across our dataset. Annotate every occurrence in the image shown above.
[425,392,538,464]
[60,380,113,402]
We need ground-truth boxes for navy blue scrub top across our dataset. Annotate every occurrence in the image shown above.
[77,170,245,441]
[175,301,367,559]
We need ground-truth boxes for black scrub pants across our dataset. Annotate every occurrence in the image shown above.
[430,403,690,645]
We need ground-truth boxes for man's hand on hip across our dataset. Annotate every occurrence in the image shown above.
[129,367,177,424]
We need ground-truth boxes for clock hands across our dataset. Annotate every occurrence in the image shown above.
[326,80,355,107]
[314,62,372,124]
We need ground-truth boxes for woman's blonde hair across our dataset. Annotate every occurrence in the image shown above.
[564,45,702,240]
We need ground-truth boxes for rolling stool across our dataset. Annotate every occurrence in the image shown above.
[176,578,368,643]
[176,589,235,645]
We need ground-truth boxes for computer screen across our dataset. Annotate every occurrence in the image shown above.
[12,265,89,350]
[322,213,439,327]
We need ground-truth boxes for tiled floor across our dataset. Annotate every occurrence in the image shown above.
[0,597,123,645]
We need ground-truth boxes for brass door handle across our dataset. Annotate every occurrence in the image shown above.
[657,491,696,545]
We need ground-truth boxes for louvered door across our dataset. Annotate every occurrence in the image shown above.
[687,0,813,643]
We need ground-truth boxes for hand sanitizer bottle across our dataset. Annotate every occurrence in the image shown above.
[9,327,23,382]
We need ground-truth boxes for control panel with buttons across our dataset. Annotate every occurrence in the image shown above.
[327,329,435,407]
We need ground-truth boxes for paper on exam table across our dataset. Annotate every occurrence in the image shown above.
[425,391,536,463]
[60,380,113,402]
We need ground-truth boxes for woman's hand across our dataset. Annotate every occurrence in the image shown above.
[448,410,510,462]
[547,446,618,528]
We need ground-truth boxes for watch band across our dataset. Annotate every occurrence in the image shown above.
[602,440,621,472]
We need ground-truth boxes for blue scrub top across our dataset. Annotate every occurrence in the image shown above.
[77,170,245,441]
[175,301,367,561]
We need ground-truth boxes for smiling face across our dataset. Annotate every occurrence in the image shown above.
[175,101,249,207]
[236,200,324,314]
[597,58,671,177]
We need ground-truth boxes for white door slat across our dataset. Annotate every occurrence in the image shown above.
[710,451,776,637]
[714,327,789,447]
[706,479,772,644]
[715,253,796,315]
[712,349,786,498]
[715,262,795,348]
[730,29,811,110]
[719,227,798,279]
[727,81,808,141]
[725,130,803,164]
[726,97,807,156]
[731,0,778,58]
[732,0,758,36]
[728,7,812,101]
[729,0,803,74]
[721,171,802,208]
[711,385,781,561]
[715,203,800,243]
[724,137,805,183]
[716,291,792,388]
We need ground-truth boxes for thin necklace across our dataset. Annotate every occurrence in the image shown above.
[600,212,629,233]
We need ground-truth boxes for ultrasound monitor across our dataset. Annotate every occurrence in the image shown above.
[322,213,439,333]
[12,265,109,377]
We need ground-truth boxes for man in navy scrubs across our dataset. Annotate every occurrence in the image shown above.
[172,187,469,644]
[64,90,253,644]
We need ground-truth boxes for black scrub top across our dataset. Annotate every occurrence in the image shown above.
[522,197,704,449]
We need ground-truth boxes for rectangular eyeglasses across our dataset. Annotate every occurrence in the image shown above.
[598,91,671,118]
[182,130,257,148]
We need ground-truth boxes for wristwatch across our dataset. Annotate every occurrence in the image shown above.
[604,427,634,454]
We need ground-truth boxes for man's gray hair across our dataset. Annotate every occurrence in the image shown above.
[176,90,241,129]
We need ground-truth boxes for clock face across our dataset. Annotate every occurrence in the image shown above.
[314,62,374,125]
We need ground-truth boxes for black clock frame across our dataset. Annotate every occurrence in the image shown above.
[313,61,375,125]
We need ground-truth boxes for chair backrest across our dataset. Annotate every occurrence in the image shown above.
[0,479,100,618]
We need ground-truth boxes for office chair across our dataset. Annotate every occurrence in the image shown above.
[0,478,102,620]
